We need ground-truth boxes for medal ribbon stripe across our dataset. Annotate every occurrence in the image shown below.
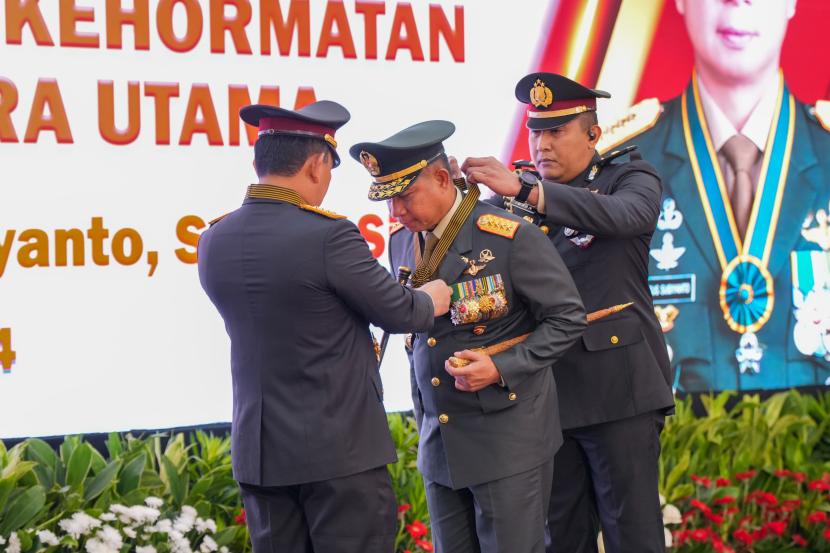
[412,183,481,287]
[682,74,741,266]
[745,88,795,265]
[682,71,794,335]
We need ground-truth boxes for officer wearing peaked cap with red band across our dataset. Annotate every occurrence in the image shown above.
[462,74,675,553]
[197,101,452,553]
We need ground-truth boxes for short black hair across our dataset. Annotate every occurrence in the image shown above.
[577,111,599,131]
[254,134,330,177]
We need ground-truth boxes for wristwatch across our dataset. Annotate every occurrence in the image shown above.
[515,171,541,203]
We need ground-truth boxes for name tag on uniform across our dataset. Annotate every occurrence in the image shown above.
[450,274,509,326]
[649,274,696,305]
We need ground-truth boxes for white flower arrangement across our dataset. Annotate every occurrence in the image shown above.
[659,493,682,547]
[3,497,225,553]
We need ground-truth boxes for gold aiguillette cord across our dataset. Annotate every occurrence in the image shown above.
[447,302,634,368]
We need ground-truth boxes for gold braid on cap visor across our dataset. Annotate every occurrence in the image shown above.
[257,129,338,148]
[527,105,593,118]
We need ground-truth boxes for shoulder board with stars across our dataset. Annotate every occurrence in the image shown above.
[389,221,406,235]
[299,204,346,219]
[476,214,520,239]
[597,98,662,155]
[208,212,230,226]
[812,100,830,132]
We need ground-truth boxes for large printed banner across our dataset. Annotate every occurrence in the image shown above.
[1,0,829,438]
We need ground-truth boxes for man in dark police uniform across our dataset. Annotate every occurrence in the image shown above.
[197,100,452,553]
[354,120,586,553]
[463,74,675,552]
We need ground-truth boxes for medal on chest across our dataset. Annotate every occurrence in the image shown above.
[682,72,795,374]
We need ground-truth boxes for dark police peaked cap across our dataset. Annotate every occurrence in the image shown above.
[240,100,351,166]
[515,72,611,131]
[350,120,456,201]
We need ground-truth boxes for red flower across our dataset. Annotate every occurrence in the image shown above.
[416,539,434,552]
[774,469,792,478]
[398,504,412,513]
[824,527,830,540]
[691,499,713,515]
[407,520,429,540]
[782,499,802,512]
[736,470,757,481]
[673,529,690,546]
[764,520,788,536]
[747,491,778,506]
[808,511,828,524]
[715,496,736,505]
[793,534,808,547]
[793,472,807,482]
[733,529,754,546]
[725,507,740,515]
[690,528,710,541]
[809,480,830,491]
[716,478,731,487]
[691,474,712,488]
[705,512,725,525]
[235,509,247,525]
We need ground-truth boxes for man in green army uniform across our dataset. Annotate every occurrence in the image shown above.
[598,0,830,391]
[353,120,586,553]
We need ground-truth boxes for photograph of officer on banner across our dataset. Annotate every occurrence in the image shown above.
[600,0,830,392]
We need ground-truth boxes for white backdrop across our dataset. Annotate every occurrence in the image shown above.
[0,0,556,438]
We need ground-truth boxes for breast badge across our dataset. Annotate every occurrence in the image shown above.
[654,305,679,333]
[657,197,684,231]
[735,332,764,375]
[461,249,495,276]
[650,233,685,270]
[450,274,509,326]
[563,227,595,248]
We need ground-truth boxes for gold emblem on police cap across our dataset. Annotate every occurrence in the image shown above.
[360,150,381,176]
[530,79,553,108]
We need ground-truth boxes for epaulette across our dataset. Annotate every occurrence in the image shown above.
[389,222,405,235]
[597,98,662,154]
[812,100,830,132]
[300,204,346,219]
[208,212,230,226]
[476,214,519,239]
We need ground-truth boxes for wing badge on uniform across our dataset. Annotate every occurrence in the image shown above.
[650,233,685,270]
[450,274,509,326]
[461,249,495,276]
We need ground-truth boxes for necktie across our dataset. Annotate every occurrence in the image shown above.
[422,232,439,263]
[720,134,760,239]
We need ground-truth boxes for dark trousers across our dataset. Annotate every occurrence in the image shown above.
[425,459,554,553]
[239,466,396,553]
[547,411,665,553]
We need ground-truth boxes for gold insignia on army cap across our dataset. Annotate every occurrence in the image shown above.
[350,121,456,201]
[530,79,553,108]
[359,150,381,176]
